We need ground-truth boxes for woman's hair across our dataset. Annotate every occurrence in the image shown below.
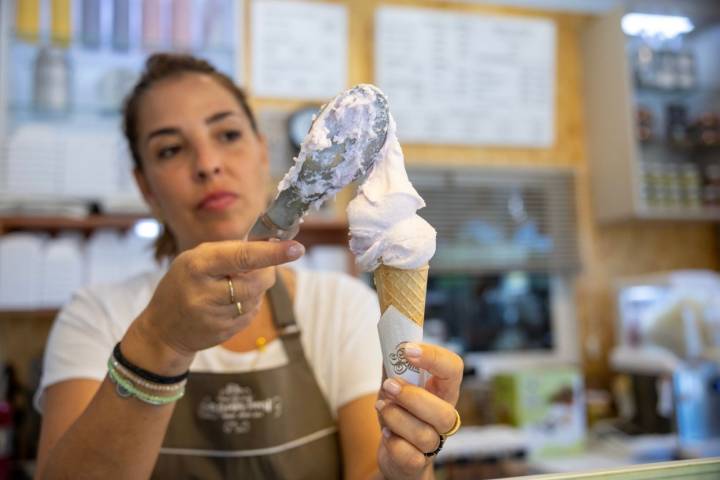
[122,53,259,260]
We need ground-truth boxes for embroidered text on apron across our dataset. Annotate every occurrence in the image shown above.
[152,278,342,479]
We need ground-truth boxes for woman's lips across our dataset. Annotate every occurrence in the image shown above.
[197,191,238,212]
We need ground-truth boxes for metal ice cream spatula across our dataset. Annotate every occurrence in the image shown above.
[248,84,390,241]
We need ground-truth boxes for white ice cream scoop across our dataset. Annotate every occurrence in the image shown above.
[248,84,389,240]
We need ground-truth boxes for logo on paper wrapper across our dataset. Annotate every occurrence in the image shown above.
[378,305,424,386]
[197,383,282,434]
[389,343,420,375]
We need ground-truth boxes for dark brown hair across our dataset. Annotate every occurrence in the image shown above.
[122,53,259,260]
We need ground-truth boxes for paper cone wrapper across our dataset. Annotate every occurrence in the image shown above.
[374,264,429,386]
[373,264,429,327]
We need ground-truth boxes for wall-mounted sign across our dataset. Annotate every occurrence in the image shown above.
[376,6,556,147]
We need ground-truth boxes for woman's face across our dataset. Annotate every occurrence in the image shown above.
[133,73,269,252]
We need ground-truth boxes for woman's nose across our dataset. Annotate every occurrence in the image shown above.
[193,148,222,181]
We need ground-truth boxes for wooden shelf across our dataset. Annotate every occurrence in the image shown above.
[0,214,144,234]
[636,206,720,221]
[0,214,350,243]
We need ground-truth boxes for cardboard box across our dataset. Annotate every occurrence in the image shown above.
[493,366,586,457]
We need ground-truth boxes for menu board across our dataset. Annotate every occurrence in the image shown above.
[251,0,348,100]
[375,6,556,147]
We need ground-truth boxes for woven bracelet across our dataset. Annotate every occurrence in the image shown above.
[113,342,189,385]
[108,362,185,406]
[108,358,187,392]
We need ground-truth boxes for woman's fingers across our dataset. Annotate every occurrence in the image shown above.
[378,431,429,478]
[204,268,276,307]
[190,240,305,277]
[376,400,440,454]
[403,342,463,404]
[381,378,457,436]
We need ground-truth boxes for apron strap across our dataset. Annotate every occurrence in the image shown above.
[267,274,304,362]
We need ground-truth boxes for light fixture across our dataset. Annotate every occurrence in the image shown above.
[133,218,160,239]
[621,13,694,39]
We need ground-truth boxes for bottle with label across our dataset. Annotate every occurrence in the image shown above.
[666,104,689,148]
[113,0,131,51]
[81,0,102,49]
[15,0,41,42]
[203,0,231,51]
[142,0,167,50]
[673,308,720,447]
[51,0,72,47]
[171,0,193,51]
[33,46,72,115]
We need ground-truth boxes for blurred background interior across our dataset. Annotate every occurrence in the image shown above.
[1,0,720,478]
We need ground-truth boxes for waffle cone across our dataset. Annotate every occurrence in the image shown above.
[373,264,429,327]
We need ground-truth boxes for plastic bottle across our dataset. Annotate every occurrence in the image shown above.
[15,0,41,42]
[171,0,193,51]
[113,0,131,51]
[203,0,230,51]
[81,0,102,49]
[51,0,72,47]
[33,46,72,114]
[142,0,166,50]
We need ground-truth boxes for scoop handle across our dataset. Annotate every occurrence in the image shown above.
[247,188,307,240]
[247,213,300,241]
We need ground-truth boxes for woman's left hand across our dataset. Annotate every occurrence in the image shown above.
[375,343,464,480]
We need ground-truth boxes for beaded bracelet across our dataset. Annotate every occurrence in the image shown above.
[107,360,185,406]
[113,342,189,385]
[109,357,187,393]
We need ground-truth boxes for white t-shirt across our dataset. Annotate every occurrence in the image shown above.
[36,268,382,418]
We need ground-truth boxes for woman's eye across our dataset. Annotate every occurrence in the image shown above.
[220,130,241,143]
[157,145,181,159]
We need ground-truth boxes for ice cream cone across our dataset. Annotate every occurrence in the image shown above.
[373,264,429,327]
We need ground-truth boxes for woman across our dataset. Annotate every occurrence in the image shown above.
[35,54,463,479]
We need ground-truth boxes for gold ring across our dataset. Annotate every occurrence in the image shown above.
[227,277,236,303]
[441,409,461,438]
[227,278,244,316]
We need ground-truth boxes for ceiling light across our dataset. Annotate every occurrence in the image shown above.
[622,13,694,39]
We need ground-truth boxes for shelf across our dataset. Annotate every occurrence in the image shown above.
[640,138,720,150]
[0,214,144,234]
[636,206,720,221]
[0,214,350,243]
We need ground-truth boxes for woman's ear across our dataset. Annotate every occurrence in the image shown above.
[133,168,162,219]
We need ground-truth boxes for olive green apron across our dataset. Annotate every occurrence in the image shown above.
[152,279,342,479]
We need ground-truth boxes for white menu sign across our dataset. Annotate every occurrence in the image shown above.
[251,0,348,100]
[375,6,556,147]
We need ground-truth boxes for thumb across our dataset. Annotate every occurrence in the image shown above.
[403,342,463,404]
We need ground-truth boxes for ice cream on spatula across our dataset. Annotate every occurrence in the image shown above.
[347,110,436,386]
[248,84,389,240]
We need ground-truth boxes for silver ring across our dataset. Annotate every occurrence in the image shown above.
[227,278,244,316]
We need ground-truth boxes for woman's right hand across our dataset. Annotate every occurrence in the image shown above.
[124,239,305,372]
